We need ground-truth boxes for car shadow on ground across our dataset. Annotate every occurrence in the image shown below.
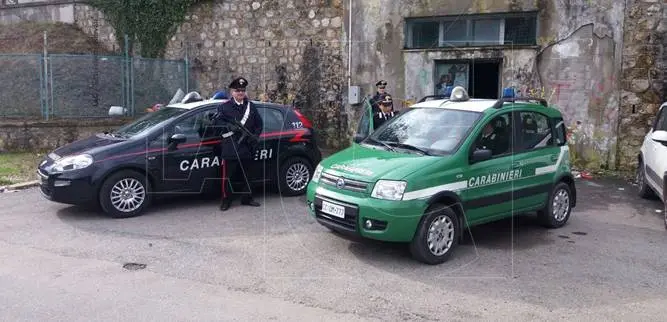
[341,213,554,268]
[54,189,298,221]
[54,193,221,221]
[575,177,665,220]
[342,177,665,274]
[52,188,312,241]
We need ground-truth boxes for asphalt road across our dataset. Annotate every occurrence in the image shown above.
[1,178,666,321]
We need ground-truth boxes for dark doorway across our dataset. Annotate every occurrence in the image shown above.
[470,61,500,99]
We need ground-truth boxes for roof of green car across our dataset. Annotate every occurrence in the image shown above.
[410,98,563,117]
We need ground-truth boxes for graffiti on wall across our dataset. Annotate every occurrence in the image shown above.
[512,71,619,170]
[516,86,558,102]
[518,73,617,112]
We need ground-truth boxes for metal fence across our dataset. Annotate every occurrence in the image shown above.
[0,51,194,119]
[0,54,43,117]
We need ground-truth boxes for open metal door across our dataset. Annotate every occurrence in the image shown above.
[352,97,374,143]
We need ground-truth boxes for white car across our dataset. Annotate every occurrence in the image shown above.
[637,102,667,229]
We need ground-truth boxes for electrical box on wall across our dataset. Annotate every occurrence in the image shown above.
[348,86,361,105]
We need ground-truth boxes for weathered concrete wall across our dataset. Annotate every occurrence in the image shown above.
[347,0,642,171]
[536,23,619,170]
[534,0,626,171]
[0,118,129,152]
[0,1,75,24]
[348,0,540,99]
[404,48,538,102]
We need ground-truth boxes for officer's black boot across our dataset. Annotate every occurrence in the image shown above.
[219,198,231,211]
[241,195,260,207]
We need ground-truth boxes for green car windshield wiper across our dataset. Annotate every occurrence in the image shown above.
[385,142,431,155]
[367,137,396,152]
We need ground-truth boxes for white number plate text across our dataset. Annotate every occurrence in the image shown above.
[321,200,345,218]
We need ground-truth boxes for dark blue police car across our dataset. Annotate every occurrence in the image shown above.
[37,94,322,218]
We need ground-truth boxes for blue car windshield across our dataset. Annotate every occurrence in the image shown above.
[112,107,187,138]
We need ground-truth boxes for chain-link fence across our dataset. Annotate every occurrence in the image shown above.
[48,54,124,118]
[0,54,44,118]
[132,57,191,115]
[0,50,195,120]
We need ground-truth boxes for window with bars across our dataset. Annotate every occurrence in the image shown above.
[504,16,538,45]
[405,12,538,49]
[409,20,440,48]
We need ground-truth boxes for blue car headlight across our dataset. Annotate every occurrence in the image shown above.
[51,154,94,172]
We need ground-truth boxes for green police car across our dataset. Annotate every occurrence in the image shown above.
[305,86,576,264]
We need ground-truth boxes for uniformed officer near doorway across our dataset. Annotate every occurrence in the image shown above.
[212,77,263,211]
[373,94,398,130]
[370,80,389,113]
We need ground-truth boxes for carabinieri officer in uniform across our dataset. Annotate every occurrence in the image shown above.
[213,76,263,211]
[373,94,398,130]
[370,80,389,113]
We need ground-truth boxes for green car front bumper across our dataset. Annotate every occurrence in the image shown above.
[306,181,427,242]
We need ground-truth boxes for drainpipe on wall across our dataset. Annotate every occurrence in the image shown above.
[613,0,627,170]
[347,0,352,90]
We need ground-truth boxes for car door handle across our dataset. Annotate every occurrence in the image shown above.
[512,161,522,168]
[551,154,559,161]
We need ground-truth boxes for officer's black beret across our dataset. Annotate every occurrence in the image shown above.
[376,80,387,87]
[229,77,248,89]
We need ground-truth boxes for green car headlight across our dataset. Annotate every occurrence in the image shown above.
[371,180,407,200]
[312,164,323,182]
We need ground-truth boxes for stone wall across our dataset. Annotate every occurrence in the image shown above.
[617,0,666,169]
[73,3,117,53]
[0,118,129,152]
[72,0,348,150]
[164,0,346,149]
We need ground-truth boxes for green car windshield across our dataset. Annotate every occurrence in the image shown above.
[111,107,188,138]
[365,107,482,156]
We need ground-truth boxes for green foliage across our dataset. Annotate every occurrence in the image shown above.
[86,0,203,58]
[0,152,46,185]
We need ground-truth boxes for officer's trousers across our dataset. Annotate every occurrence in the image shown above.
[220,158,253,201]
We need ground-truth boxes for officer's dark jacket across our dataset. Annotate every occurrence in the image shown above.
[373,110,398,130]
[211,98,263,159]
[478,132,509,155]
